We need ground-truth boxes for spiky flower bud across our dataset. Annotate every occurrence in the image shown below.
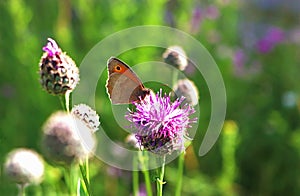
[71,104,100,132]
[42,111,97,165]
[4,148,44,185]
[163,46,188,71]
[39,38,79,95]
[173,79,199,106]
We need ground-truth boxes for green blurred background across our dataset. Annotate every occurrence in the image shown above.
[1,0,300,195]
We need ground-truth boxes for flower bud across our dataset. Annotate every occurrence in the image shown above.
[39,38,79,95]
[125,134,140,149]
[173,79,199,106]
[42,111,96,165]
[71,104,100,132]
[4,148,44,185]
[163,46,188,71]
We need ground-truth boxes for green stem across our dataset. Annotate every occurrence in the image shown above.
[65,91,71,113]
[18,184,26,196]
[59,95,66,110]
[175,152,185,196]
[143,169,152,196]
[63,165,77,196]
[157,156,166,196]
[59,91,71,112]
[62,168,70,194]
[172,70,179,88]
[85,157,90,183]
[139,151,153,196]
[79,162,91,196]
[133,154,139,196]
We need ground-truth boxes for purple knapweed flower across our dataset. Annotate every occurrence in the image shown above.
[126,90,197,155]
[266,27,285,43]
[190,6,203,34]
[204,5,220,20]
[164,10,175,27]
[233,49,246,75]
[256,26,285,53]
[256,39,273,53]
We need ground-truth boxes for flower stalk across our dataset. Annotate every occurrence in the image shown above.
[79,161,91,196]
[139,151,153,196]
[18,184,25,196]
[175,152,185,196]
[157,156,166,196]
[132,154,139,196]
[65,91,71,113]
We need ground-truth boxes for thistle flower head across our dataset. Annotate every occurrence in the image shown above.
[42,111,97,165]
[39,38,79,95]
[126,90,196,155]
[4,148,44,185]
[163,46,188,71]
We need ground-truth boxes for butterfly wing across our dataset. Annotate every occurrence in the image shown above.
[106,57,150,104]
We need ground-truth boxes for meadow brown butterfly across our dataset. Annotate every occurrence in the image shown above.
[106,57,150,104]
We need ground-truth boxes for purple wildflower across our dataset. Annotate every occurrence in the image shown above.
[164,10,175,27]
[204,5,220,20]
[266,27,285,43]
[256,39,273,53]
[256,26,285,53]
[126,90,196,155]
[190,6,203,34]
[233,49,246,73]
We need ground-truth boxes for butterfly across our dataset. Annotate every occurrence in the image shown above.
[106,57,150,104]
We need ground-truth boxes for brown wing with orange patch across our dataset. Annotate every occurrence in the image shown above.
[106,57,150,104]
